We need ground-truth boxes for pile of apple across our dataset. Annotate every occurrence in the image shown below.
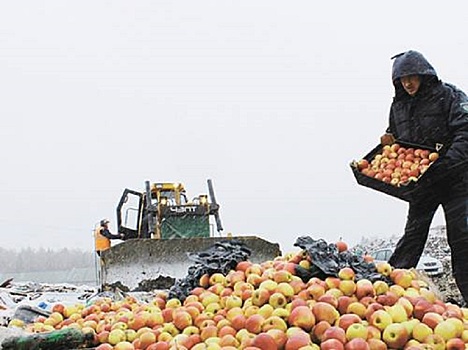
[8,244,468,350]
[356,143,439,187]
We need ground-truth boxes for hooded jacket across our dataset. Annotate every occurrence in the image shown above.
[388,50,468,182]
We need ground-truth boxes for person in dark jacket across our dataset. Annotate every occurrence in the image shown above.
[94,218,124,255]
[382,50,468,305]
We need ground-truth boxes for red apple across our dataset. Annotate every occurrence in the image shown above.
[311,320,331,343]
[344,338,370,350]
[336,241,349,252]
[219,334,239,348]
[266,329,288,349]
[357,159,370,171]
[321,338,345,350]
[325,277,341,290]
[284,331,311,350]
[245,314,266,334]
[200,325,218,341]
[172,310,193,331]
[446,338,465,350]
[273,270,293,283]
[422,312,444,330]
[251,288,271,307]
[288,305,315,332]
[252,333,277,350]
[336,313,362,332]
[367,338,387,350]
[364,303,384,322]
[236,260,252,272]
[355,280,375,300]
[95,344,114,350]
[312,302,340,325]
[307,283,326,300]
[366,325,381,341]
[322,326,346,344]
[317,294,339,309]
[337,296,356,315]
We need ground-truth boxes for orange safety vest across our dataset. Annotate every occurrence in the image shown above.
[94,227,110,252]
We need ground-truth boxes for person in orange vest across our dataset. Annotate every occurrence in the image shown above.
[94,218,124,255]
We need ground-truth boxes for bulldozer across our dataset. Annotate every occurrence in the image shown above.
[117,179,223,240]
[99,179,281,291]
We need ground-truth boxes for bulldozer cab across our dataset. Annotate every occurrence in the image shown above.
[116,180,223,240]
[153,182,188,206]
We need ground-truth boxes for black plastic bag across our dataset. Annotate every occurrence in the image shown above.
[168,240,251,302]
[294,236,386,282]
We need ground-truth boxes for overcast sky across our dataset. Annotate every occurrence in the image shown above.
[1,1,467,254]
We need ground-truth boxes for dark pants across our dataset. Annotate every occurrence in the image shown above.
[388,173,468,303]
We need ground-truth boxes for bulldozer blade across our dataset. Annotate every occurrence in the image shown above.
[100,236,281,292]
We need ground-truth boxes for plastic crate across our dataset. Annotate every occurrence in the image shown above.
[351,141,442,202]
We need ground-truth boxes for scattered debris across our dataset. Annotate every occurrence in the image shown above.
[0,280,13,289]
[0,282,97,328]
[2,327,95,350]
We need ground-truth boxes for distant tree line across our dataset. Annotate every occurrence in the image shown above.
[0,247,95,273]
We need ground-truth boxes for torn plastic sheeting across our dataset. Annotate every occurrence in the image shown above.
[168,240,251,302]
[12,305,51,324]
[11,292,92,315]
[0,292,16,309]
[294,236,386,282]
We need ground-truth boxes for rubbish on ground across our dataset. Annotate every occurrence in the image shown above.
[1,327,95,350]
